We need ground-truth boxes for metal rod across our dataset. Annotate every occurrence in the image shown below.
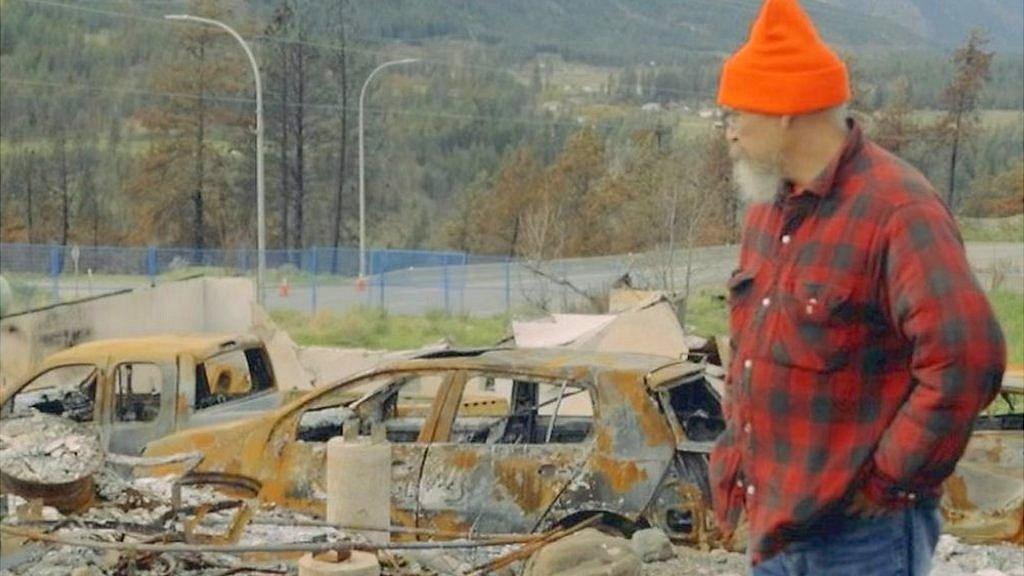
[164,14,265,303]
[0,525,537,553]
[358,58,419,280]
[545,380,570,443]
[466,514,602,575]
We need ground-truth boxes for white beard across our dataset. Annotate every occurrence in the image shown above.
[733,157,783,205]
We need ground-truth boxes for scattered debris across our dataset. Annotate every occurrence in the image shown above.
[929,534,1024,576]
[0,413,102,485]
[630,528,675,563]
[521,527,641,576]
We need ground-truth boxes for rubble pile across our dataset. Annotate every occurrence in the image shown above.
[0,413,102,484]
[0,442,345,575]
[931,535,1024,576]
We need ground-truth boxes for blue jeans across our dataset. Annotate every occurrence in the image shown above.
[752,505,941,576]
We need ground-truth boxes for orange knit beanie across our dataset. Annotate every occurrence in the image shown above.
[717,0,850,115]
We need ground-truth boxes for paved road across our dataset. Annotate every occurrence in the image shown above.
[16,242,1023,317]
[263,242,1023,316]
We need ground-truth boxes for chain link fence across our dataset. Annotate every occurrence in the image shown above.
[3,242,1019,318]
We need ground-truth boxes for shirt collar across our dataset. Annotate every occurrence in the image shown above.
[777,117,863,202]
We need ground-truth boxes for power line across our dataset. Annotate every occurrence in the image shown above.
[2,77,665,130]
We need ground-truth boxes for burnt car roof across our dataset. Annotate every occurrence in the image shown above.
[40,333,261,367]
[371,347,686,382]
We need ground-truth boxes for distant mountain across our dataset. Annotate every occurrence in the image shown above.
[299,0,935,64]
[195,0,1021,65]
[819,0,1023,51]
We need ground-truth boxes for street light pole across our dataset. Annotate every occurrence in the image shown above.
[358,58,419,279]
[165,14,266,303]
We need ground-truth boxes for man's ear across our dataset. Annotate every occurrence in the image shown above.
[780,115,793,129]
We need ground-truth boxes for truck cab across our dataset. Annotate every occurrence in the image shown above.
[0,334,282,455]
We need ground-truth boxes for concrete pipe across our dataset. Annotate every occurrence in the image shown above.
[298,550,381,576]
[326,432,391,545]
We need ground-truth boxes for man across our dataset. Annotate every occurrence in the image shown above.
[709,1,1007,574]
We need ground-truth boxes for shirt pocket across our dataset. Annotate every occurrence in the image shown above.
[773,280,857,373]
[727,266,758,346]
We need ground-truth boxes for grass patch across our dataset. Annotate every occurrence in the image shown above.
[270,308,510,350]
[680,289,729,338]
[958,215,1024,242]
[990,291,1024,366]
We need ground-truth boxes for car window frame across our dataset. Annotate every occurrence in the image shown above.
[271,369,449,445]
[111,361,167,424]
[3,363,101,421]
[444,369,598,446]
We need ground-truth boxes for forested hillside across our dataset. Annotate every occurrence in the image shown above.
[0,0,1021,256]
[825,0,1024,52]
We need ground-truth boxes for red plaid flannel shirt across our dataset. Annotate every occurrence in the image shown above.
[710,120,1006,563]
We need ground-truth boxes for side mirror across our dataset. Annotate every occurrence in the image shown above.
[297,405,356,443]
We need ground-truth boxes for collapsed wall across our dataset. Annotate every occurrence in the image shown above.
[0,278,310,391]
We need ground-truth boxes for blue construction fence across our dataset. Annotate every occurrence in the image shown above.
[0,243,529,316]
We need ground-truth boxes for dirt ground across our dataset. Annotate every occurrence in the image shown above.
[640,538,1024,576]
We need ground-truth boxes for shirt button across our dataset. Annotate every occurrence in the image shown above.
[805,298,818,315]
[781,235,792,245]
[736,479,744,488]
[743,422,752,433]
[744,359,753,370]
[761,297,771,308]
[746,485,756,496]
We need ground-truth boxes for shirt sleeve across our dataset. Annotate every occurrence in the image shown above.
[862,200,1006,505]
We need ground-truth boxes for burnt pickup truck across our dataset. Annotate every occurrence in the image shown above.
[0,334,284,455]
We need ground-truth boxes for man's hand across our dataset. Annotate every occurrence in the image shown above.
[845,489,890,519]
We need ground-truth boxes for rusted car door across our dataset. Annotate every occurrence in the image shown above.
[417,372,594,536]
[107,362,178,455]
[261,370,454,523]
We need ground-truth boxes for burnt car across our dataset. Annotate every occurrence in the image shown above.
[143,348,725,543]
[0,334,283,455]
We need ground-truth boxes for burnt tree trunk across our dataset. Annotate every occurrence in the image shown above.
[57,135,69,247]
[291,39,307,251]
[278,52,291,249]
[947,111,963,210]
[331,3,349,273]
[193,40,208,252]
[25,152,35,244]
